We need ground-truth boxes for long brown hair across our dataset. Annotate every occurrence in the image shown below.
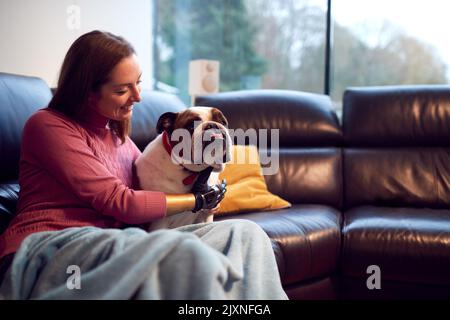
[48,30,136,144]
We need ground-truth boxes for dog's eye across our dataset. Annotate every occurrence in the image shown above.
[218,120,228,127]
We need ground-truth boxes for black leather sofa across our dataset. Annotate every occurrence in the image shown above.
[1,72,450,299]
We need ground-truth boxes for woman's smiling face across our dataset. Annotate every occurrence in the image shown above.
[91,54,142,121]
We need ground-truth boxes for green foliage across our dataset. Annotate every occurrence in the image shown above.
[155,0,449,107]
[330,22,448,103]
[155,0,267,103]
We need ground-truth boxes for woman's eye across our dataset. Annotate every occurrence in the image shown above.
[115,90,127,95]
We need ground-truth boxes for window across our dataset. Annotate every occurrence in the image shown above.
[153,0,450,110]
[331,0,450,109]
[153,0,327,105]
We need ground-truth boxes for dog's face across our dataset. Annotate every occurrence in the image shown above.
[156,107,232,172]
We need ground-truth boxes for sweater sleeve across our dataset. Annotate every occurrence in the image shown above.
[22,110,166,224]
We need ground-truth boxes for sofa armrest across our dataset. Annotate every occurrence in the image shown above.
[0,182,19,234]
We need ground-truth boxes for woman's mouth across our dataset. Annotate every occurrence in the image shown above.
[121,105,134,112]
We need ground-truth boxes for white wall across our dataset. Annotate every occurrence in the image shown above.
[0,0,153,89]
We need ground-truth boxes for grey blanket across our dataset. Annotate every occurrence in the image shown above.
[0,220,288,300]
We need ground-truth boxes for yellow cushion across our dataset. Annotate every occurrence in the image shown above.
[217,144,291,215]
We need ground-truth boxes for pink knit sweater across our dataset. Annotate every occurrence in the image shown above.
[0,108,166,259]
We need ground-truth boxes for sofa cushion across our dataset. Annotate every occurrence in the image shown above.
[196,90,344,209]
[343,85,450,147]
[217,145,291,215]
[284,276,339,300]
[218,204,342,285]
[343,86,450,209]
[264,148,342,209]
[342,206,450,285]
[196,89,343,148]
[0,182,19,234]
[0,73,52,182]
[344,148,450,208]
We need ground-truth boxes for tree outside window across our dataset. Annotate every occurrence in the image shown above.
[153,0,449,111]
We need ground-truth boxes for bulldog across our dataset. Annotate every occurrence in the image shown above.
[135,106,232,230]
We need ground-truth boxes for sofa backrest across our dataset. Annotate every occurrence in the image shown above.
[0,72,186,181]
[343,85,450,209]
[0,72,186,233]
[0,73,53,182]
[0,73,53,232]
[196,90,344,209]
[130,90,186,151]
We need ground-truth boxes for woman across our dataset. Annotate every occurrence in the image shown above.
[0,30,287,300]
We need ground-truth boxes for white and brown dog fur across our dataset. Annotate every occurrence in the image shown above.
[135,106,232,230]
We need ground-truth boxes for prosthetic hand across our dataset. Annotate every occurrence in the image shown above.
[191,167,227,212]
[192,179,227,212]
[164,167,227,216]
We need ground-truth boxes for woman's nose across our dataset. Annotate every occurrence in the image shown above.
[131,85,141,103]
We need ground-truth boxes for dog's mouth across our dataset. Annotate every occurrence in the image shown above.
[176,122,231,173]
[202,128,225,148]
[167,120,232,174]
[201,125,230,163]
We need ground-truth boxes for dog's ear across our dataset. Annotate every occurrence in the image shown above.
[156,112,178,134]
[211,108,228,127]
